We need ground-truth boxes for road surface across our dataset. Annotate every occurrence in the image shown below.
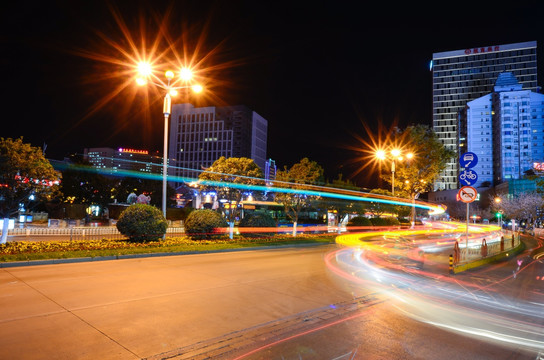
[0,239,542,359]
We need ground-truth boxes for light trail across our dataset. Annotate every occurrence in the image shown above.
[49,160,446,213]
[328,225,544,353]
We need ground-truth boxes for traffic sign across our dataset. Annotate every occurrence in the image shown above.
[460,152,478,169]
[458,169,478,186]
[458,186,477,203]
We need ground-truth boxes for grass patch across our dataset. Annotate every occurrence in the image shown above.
[0,234,336,263]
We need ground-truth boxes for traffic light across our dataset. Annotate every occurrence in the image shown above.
[496,212,502,218]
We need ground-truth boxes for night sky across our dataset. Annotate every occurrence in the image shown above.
[3,1,544,187]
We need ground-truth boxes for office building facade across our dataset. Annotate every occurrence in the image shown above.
[168,103,268,183]
[83,147,164,176]
[432,41,538,190]
[459,72,544,187]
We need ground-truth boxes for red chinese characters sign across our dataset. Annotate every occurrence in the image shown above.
[118,148,149,155]
[465,46,500,55]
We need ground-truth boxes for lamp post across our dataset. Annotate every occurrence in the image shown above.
[375,149,413,196]
[494,196,502,228]
[136,64,203,218]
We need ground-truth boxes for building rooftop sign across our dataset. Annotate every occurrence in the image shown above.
[432,41,536,60]
[118,148,149,155]
[464,46,500,55]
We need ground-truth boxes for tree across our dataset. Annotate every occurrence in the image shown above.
[0,138,60,243]
[59,155,115,208]
[198,157,264,238]
[366,188,398,218]
[390,125,455,198]
[320,174,368,228]
[491,192,543,229]
[386,125,455,226]
[274,158,324,236]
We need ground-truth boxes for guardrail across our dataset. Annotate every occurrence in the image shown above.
[453,230,520,265]
[4,226,185,241]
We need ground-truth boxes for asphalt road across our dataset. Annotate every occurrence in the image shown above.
[0,240,542,359]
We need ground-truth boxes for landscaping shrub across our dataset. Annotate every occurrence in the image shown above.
[184,209,228,240]
[239,213,277,227]
[116,204,167,242]
[387,217,400,226]
[347,216,371,227]
[238,213,277,237]
[370,217,400,226]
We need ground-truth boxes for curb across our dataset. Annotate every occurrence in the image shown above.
[0,242,333,268]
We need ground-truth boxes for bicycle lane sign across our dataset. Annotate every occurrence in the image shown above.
[458,168,478,186]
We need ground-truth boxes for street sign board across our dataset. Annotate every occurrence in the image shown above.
[458,186,477,203]
[460,152,478,169]
[458,168,478,186]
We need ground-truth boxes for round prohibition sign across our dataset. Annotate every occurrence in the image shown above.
[458,186,477,203]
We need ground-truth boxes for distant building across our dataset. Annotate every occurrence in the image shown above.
[83,147,164,176]
[265,159,277,185]
[432,41,538,190]
[459,72,544,187]
[495,178,538,198]
[168,103,268,184]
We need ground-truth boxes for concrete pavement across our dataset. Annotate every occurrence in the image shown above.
[0,244,370,359]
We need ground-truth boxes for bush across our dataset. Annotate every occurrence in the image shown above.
[184,209,228,240]
[116,204,168,242]
[239,213,277,227]
[347,216,372,227]
[239,213,277,237]
[370,217,400,226]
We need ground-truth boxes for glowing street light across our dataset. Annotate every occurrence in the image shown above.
[191,84,203,93]
[135,62,204,218]
[375,148,414,196]
[179,67,193,81]
[494,196,503,228]
[137,62,152,77]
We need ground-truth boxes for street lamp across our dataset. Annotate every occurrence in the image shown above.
[136,63,203,218]
[494,196,502,228]
[375,148,414,196]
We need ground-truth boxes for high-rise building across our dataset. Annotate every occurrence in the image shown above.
[459,72,544,187]
[168,103,268,183]
[432,41,538,190]
[265,159,277,185]
[83,147,164,176]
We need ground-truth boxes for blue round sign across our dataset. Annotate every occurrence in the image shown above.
[460,152,478,169]
[459,169,478,186]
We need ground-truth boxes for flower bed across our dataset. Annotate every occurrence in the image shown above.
[0,234,335,261]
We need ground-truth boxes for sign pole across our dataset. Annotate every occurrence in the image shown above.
[459,151,478,253]
[466,202,469,249]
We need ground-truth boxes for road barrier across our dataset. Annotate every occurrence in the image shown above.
[450,230,522,274]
